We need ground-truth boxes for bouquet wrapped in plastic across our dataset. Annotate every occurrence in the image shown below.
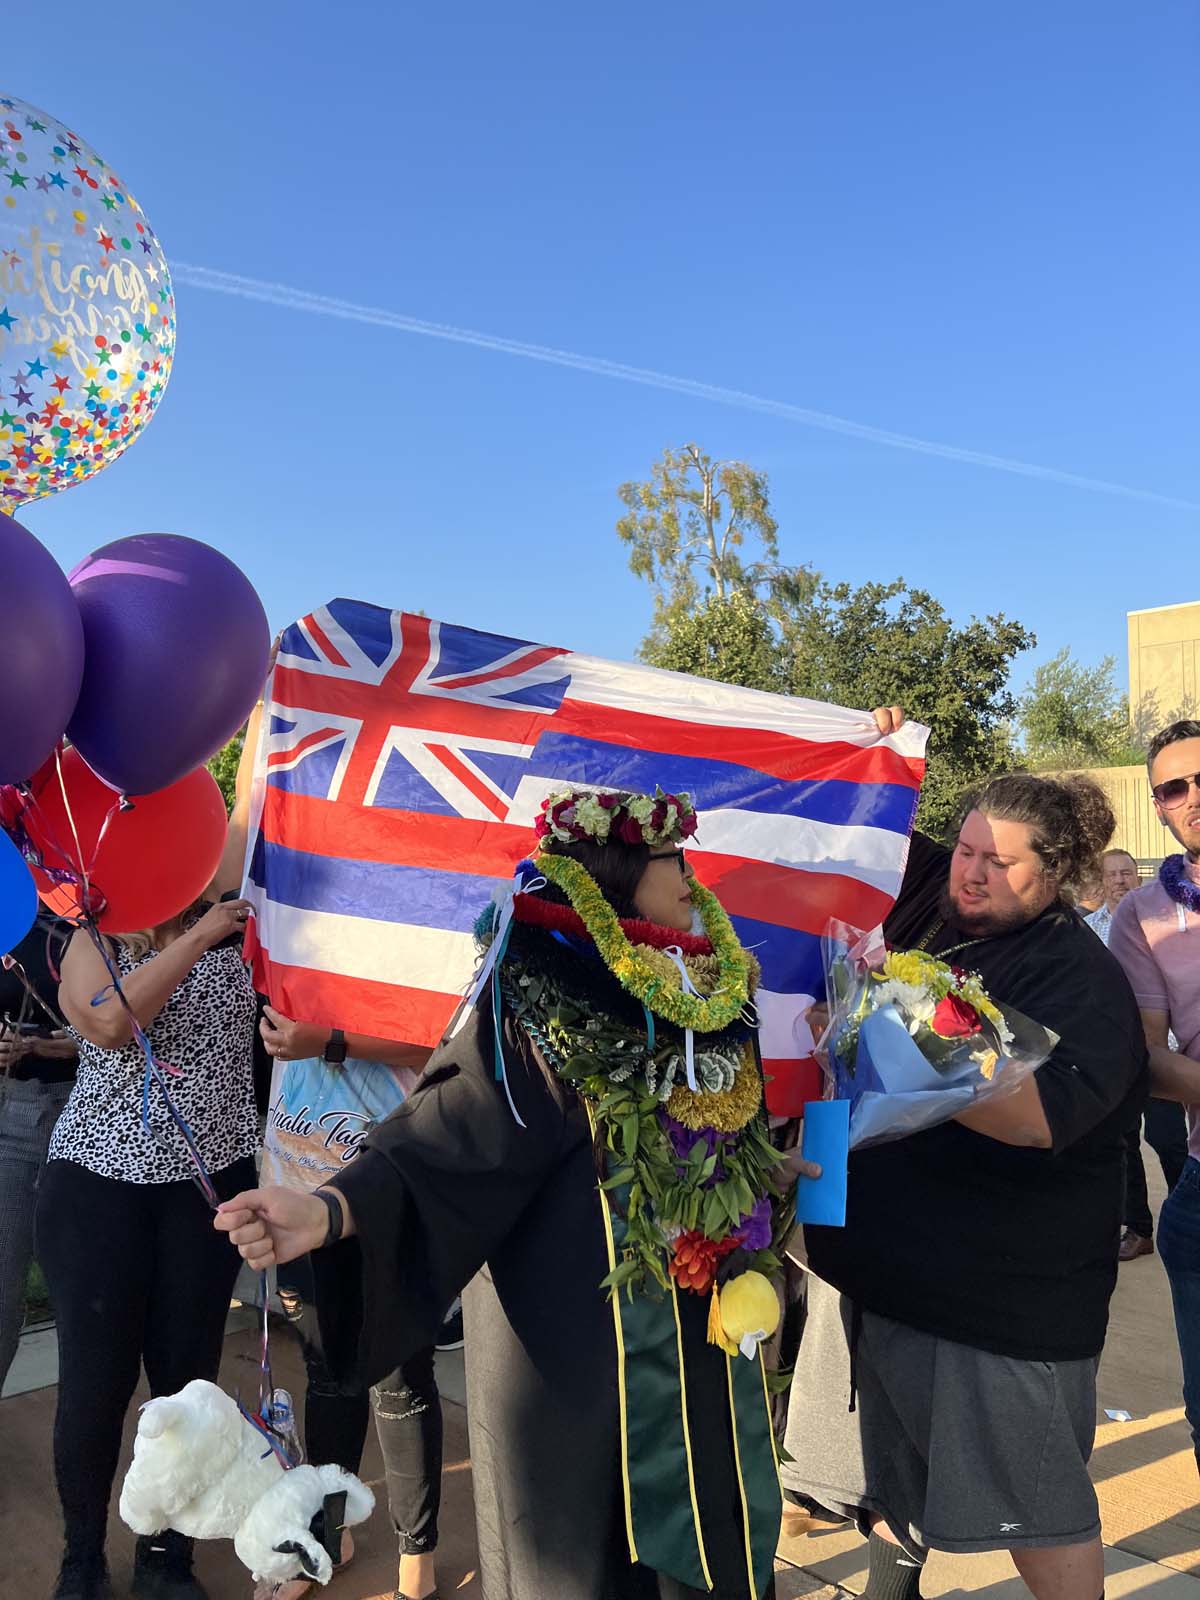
[797,922,1058,1224]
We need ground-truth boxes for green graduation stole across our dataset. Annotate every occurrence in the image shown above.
[595,1160,781,1596]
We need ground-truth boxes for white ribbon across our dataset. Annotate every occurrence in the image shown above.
[451,868,547,1037]
[663,945,703,1091]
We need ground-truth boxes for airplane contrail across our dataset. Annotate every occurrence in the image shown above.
[173,261,1198,513]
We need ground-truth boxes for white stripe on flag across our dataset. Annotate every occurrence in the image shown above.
[565,652,929,759]
[506,777,908,893]
[246,886,479,994]
[757,989,819,1064]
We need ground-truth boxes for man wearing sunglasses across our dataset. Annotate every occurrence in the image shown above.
[1109,719,1200,1473]
[1085,851,1189,1262]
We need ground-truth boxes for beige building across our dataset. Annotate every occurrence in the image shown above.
[1128,601,1200,732]
[1076,602,1200,866]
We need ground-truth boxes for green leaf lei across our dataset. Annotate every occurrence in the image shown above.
[501,954,787,1300]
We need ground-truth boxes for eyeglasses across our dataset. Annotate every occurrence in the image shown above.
[647,850,688,876]
[1152,773,1200,810]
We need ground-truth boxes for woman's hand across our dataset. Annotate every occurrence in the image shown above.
[872,705,906,735]
[188,898,253,952]
[28,1030,78,1061]
[0,1036,26,1072]
[260,1005,329,1062]
[214,1186,331,1268]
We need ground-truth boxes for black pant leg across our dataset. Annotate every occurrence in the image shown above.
[278,1252,371,1473]
[371,1344,443,1555]
[141,1159,255,1398]
[1124,1118,1154,1238]
[36,1161,152,1560]
[1145,1098,1190,1197]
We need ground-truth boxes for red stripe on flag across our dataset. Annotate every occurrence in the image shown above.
[761,1057,824,1117]
[260,788,535,876]
[266,727,343,770]
[691,851,894,938]
[252,944,458,1048]
[303,615,352,670]
[428,744,509,822]
[557,698,925,789]
[434,643,568,692]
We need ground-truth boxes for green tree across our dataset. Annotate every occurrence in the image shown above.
[783,581,1032,834]
[642,590,787,694]
[1017,649,1143,771]
[207,728,245,812]
[618,444,1035,836]
[617,444,811,656]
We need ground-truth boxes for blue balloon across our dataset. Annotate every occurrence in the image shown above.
[0,827,37,957]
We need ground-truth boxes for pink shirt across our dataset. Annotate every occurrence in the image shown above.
[1109,868,1200,1160]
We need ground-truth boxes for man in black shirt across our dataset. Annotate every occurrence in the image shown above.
[0,912,77,1392]
[782,757,1147,1600]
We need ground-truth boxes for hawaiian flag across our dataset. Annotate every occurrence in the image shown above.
[243,599,928,1110]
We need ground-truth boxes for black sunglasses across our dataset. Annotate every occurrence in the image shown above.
[647,850,688,876]
[1152,773,1200,809]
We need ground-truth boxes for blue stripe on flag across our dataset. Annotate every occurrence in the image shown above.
[250,846,829,996]
[250,839,497,933]
[729,915,823,997]
[469,733,914,833]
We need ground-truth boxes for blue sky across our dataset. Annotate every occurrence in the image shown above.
[7,2,1197,696]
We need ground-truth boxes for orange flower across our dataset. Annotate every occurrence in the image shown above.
[669,1230,739,1295]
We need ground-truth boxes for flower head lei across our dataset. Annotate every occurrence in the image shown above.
[535,785,699,850]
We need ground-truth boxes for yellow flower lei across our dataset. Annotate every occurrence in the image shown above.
[533,851,752,1032]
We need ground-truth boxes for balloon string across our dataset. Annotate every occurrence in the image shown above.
[0,953,69,1033]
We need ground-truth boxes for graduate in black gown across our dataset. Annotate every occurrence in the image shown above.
[219,787,813,1600]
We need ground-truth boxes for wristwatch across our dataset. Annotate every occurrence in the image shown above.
[323,1027,347,1065]
[314,1187,344,1245]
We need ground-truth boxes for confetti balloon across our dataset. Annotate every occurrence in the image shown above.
[0,94,175,513]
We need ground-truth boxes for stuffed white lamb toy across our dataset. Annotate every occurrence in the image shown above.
[120,1379,374,1586]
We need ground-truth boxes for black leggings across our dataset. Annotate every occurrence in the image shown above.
[36,1155,255,1559]
[278,1253,443,1554]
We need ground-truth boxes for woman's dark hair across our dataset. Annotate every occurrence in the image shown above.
[959,772,1115,887]
[534,835,651,918]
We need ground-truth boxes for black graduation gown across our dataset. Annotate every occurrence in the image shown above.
[311,997,778,1600]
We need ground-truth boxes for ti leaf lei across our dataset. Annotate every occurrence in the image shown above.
[498,857,786,1299]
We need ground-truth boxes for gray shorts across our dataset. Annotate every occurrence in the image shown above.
[781,1273,1101,1558]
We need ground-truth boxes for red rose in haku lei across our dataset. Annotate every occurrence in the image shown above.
[618,813,646,845]
[930,993,983,1039]
[669,1230,739,1294]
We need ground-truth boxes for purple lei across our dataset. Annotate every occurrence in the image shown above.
[1159,855,1200,914]
[733,1195,773,1252]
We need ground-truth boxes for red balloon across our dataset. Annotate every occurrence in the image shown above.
[23,749,228,933]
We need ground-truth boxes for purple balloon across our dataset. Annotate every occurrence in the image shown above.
[0,512,85,784]
[68,534,270,795]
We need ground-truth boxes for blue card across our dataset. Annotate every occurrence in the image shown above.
[794,1099,850,1227]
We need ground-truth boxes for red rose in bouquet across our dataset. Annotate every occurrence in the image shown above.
[930,993,983,1039]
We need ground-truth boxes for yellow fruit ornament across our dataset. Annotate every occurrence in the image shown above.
[706,1270,780,1360]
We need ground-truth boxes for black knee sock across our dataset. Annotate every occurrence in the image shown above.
[864,1530,924,1600]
